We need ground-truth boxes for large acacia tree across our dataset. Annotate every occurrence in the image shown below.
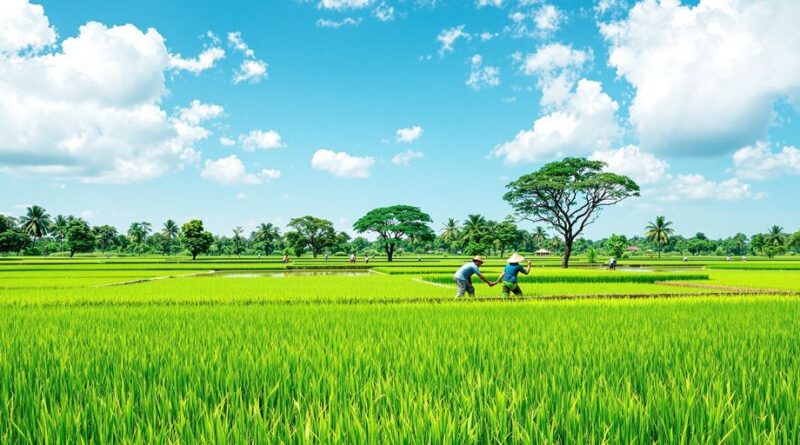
[353,205,434,261]
[504,157,639,268]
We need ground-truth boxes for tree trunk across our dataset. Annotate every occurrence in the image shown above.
[192,252,197,260]
[386,242,394,262]
[561,237,573,268]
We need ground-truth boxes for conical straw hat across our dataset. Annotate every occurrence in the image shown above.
[507,253,526,263]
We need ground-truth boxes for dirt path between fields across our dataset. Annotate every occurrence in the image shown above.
[92,271,214,287]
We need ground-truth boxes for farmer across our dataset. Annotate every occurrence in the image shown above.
[349,253,356,264]
[608,257,617,270]
[493,253,531,297]
[453,256,495,298]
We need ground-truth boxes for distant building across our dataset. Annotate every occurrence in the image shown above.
[535,248,551,256]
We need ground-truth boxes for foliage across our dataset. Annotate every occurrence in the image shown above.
[180,220,214,260]
[65,219,95,257]
[605,234,628,259]
[353,205,434,261]
[19,205,52,243]
[644,216,674,258]
[504,157,640,268]
[286,216,338,258]
[0,230,30,254]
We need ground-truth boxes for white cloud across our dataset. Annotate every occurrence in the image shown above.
[318,0,373,9]
[670,174,755,201]
[601,0,800,155]
[466,54,500,90]
[477,0,503,7]
[533,4,564,34]
[227,32,268,83]
[169,47,225,74]
[219,136,236,147]
[234,59,268,84]
[732,141,800,180]
[373,3,395,21]
[226,31,254,58]
[392,150,425,166]
[311,149,375,178]
[240,130,284,151]
[0,0,56,54]
[590,145,669,184]
[493,79,619,164]
[176,100,224,125]
[201,155,280,185]
[518,43,592,106]
[437,25,469,56]
[396,126,423,144]
[316,17,362,28]
[479,31,497,41]
[0,15,221,183]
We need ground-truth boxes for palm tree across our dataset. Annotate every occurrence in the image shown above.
[764,225,787,247]
[532,226,548,248]
[161,220,180,255]
[51,214,69,247]
[127,222,151,245]
[232,227,244,255]
[19,205,52,245]
[254,223,281,255]
[644,216,674,258]
[439,219,460,243]
[460,214,487,246]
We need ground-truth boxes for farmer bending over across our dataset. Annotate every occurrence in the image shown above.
[493,253,531,297]
[454,256,494,298]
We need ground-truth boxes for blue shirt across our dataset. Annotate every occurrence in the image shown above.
[502,264,527,283]
[454,262,481,281]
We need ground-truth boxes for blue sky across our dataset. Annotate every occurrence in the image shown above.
[1,0,799,239]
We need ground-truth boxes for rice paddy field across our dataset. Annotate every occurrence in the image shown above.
[2,255,800,443]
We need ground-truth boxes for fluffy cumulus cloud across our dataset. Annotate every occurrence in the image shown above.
[493,79,619,164]
[517,43,592,106]
[227,32,268,83]
[311,149,375,178]
[533,4,564,34]
[670,174,755,201]
[201,155,280,185]
[318,0,373,9]
[170,47,225,74]
[391,149,424,166]
[396,126,423,144]
[477,0,503,7]
[466,54,500,90]
[0,0,56,53]
[601,0,800,155]
[239,130,284,151]
[0,8,223,183]
[590,145,669,185]
[373,3,395,21]
[437,25,469,56]
[732,141,800,180]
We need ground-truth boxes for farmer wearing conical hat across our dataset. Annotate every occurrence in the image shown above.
[453,256,495,298]
[493,253,531,297]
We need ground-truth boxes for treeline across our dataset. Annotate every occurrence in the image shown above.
[2,205,798,259]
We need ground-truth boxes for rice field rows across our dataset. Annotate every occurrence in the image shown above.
[2,256,800,442]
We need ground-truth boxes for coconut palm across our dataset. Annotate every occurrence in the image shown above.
[460,214,487,245]
[161,220,180,255]
[19,205,52,245]
[232,226,244,255]
[127,222,152,245]
[644,216,674,258]
[254,223,281,255]
[51,214,69,247]
[532,226,548,248]
[439,218,460,243]
[764,225,787,247]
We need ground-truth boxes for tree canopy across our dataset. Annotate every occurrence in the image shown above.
[504,157,640,268]
[287,216,337,258]
[353,205,434,261]
[180,219,214,260]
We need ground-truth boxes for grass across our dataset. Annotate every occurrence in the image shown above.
[2,255,800,442]
[2,297,800,443]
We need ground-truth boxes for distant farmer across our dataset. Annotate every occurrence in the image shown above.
[324,253,329,262]
[453,256,495,298]
[608,257,617,270]
[282,253,289,264]
[349,254,356,264]
[364,255,370,263]
[493,253,532,297]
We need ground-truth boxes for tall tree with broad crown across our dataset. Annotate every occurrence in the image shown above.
[353,205,434,262]
[504,157,639,268]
